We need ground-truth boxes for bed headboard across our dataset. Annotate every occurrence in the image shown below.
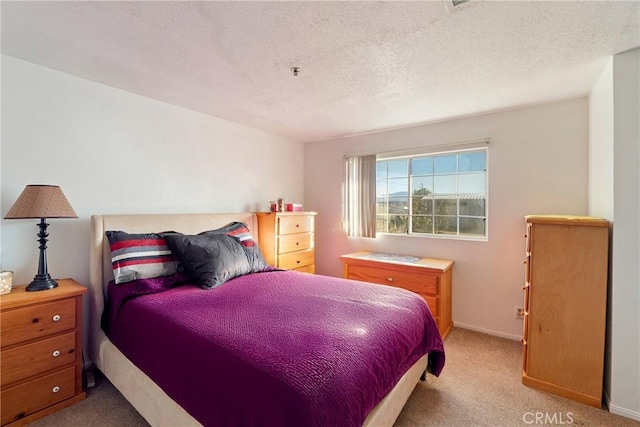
[88,212,259,367]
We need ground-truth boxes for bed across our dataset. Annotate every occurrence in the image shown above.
[88,213,444,426]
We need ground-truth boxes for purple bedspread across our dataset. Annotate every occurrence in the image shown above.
[105,270,444,427]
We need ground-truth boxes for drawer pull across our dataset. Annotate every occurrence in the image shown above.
[296,260,301,264]
[296,242,299,245]
[52,314,61,322]
[387,277,394,282]
[32,317,40,323]
[296,224,300,228]
[52,386,60,393]
[53,350,61,357]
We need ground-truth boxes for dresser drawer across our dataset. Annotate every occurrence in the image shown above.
[1,299,76,347]
[279,249,314,269]
[1,332,76,387]
[1,366,75,425]
[278,233,312,254]
[347,265,438,295]
[278,215,313,235]
[294,264,315,274]
[423,295,439,316]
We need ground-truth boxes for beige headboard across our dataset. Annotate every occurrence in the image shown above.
[88,213,258,366]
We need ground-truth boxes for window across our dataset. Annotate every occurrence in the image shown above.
[376,148,487,238]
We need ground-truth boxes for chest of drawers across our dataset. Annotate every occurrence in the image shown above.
[340,251,453,338]
[521,215,608,407]
[256,212,317,273]
[0,279,87,426]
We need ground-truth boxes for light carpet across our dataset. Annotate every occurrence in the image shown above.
[31,327,639,426]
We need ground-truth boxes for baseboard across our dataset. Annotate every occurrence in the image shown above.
[608,404,640,421]
[604,389,640,421]
[453,322,522,341]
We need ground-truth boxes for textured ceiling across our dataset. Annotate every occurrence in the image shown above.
[2,1,639,142]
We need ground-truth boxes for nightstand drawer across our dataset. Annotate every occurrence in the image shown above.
[278,215,313,235]
[1,366,75,425]
[347,265,438,295]
[1,332,76,387]
[1,299,76,347]
[278,233,312,254]
[279,249,315,270]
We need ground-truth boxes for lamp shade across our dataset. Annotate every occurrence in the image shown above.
[4,185,77,219]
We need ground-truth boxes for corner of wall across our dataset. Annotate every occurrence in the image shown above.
[608,46,640,419]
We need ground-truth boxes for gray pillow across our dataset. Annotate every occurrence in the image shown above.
[163,232,265,289]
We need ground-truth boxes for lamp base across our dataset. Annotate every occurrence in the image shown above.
[26,276,58,292]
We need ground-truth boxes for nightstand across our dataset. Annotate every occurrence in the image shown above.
[0,278,87,426]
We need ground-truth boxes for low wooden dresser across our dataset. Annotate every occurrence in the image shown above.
[256,212,317,273]
[340,251,453,338]
[0,278,87,426]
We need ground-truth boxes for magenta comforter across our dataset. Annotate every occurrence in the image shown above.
[105,270,444,426]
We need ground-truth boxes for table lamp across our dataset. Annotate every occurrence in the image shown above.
[4,185,77,291]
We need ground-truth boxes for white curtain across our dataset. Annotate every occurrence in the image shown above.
[344,155,376,238]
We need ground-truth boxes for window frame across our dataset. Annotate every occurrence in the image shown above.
[375,145,489,241]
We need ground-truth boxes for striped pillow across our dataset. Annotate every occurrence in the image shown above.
[106,231,177,284]
[215,222,257,247]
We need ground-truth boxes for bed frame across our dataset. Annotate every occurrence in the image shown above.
[88,213,426,426]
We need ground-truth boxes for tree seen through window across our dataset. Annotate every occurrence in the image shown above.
[376,148,487,238]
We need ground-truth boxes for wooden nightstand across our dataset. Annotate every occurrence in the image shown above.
[256,212,317,273]
[0,278,87,426]
[341,251,453,338]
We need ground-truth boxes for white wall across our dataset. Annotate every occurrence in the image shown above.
[590,48,640,421]
[610,48,640,420]
[0,54,3,272]
[1,55,304,287]
[589,57,616,412]
[305,98,589,339]
[588,58,614,219]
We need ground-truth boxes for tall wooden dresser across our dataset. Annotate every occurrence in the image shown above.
[256,212,317,273]
[522,215,609,407]
[1,279,87,426]
[340,251,453,339]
